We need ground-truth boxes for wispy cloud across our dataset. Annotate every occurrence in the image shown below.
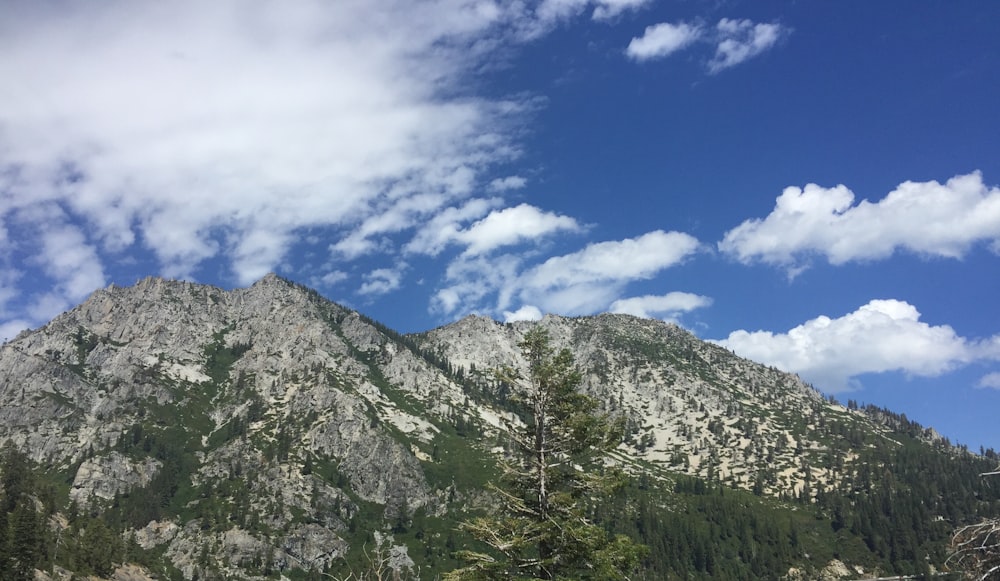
[978,372,1000,390]
[488,176,528,192]
[522,230,698,289]
[626,17,786,72]
[709,18,786,73]
[715,299,1000,392]
[359,266,407,297]
[591,0,654,22]
[719,172,1000,271]
[610,292,713,322]
[433,230,701,319]
[0,0,528,311]
[536,0,652,26]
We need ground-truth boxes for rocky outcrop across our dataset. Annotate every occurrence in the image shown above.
[418,312,863,497]
[0,273,923,579]
[70,452,161,504]
[0,275,443,578]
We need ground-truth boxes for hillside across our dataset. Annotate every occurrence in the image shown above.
[0,275,996,580]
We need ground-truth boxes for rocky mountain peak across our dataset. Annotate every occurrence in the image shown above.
[1,275,991,580]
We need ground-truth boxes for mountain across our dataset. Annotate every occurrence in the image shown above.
[0,274,996,580]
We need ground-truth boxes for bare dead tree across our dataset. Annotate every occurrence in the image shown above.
[330,533,423,581]
[948,466,1000,580]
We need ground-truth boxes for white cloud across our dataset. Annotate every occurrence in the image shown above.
[625,18,786,70]
[231,227,293,286]
[520,230,700,292]
[626,22,703,61]
[535,0,591,24]
[331,192,452,260]
[592,0,652,21]
[488,176,528,192]
[511,230,700,315]
[977,372,1000,390]
[11,205,107,316]
[432,253,523,316]
[0,320,30,344]
[719,172,1000,270]
[0,271,22,316]
[0,0,527,300]
[610,292,712,321]
[406,202,580,257]
[715,299,1000,393]
[27,292,74,324]
[405,198,502,257]
[310,270,349,289]
[358,266,406,297]
[709,18,785,73]
[503,305,543,323]
[437,230,701,318]
[460,204,581,255]
[37,223,105,301]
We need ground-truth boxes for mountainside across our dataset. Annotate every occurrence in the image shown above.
[0,275,996,580]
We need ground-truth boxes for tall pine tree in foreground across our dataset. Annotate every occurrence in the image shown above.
[447,327,645,580]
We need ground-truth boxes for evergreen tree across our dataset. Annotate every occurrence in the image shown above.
[447,327,645,580]
[78,518,121,577]
[8,499,44,581]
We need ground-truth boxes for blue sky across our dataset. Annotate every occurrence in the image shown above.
[2,1,998,452]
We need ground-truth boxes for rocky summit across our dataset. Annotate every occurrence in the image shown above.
[0,275,996,580]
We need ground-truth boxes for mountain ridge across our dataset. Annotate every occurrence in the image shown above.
[0,274,995,580]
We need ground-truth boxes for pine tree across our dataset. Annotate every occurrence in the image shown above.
[447,327,645,580]
[9,499,44,581]
[78,518,120,577]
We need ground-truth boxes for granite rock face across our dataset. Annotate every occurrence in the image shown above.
[0,274,916,579]
[0,275,451,578]
[70,452,162,505]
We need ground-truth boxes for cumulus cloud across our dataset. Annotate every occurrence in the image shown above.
[719,172,1000,271]
[626,22,702,61]
[503,305,544,323]
[406,202,580,257]
[460,204,582,255]
[715,299,1000,393]
[610,292,712,321]
[358,266,406,297]
[709,18,785,73]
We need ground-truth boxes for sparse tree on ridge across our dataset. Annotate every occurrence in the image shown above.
[447,327,645,580]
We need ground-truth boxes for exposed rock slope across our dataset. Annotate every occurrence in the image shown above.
[0,275,959,579]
